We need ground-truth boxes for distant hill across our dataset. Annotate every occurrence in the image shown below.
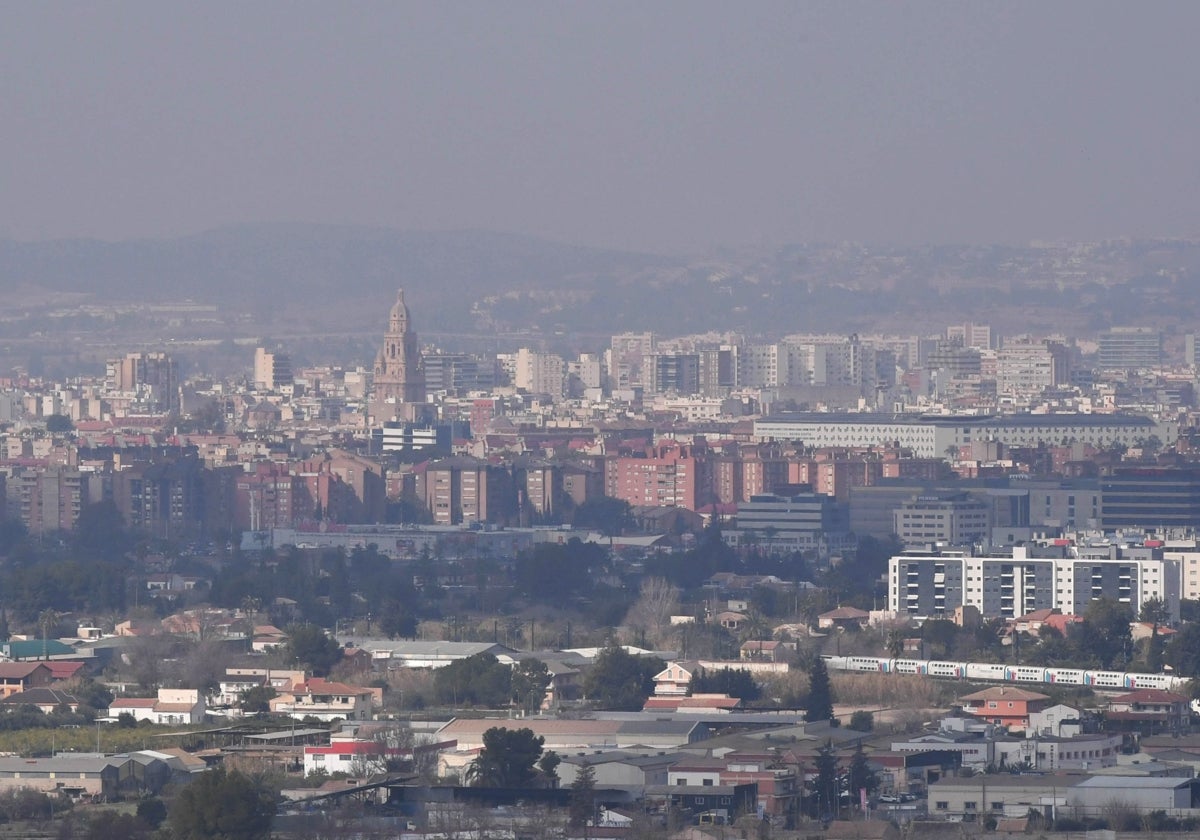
[4,226,1200,341]
[0,224,673,332]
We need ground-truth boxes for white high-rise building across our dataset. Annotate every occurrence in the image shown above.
[888,545,1180,622]
[514,348,565,398]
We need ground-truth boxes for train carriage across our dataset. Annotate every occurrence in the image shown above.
[1013,665,1048,683]
[1084,671,1125,688]
[845,655,888,672]
[1045,668,1085,686]
[1122,672,1174,690]
[927,661,966,679]
[964,663,1007,681]
[819,655,1186,696]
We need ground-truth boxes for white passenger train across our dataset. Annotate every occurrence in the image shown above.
[821,654,1192,692]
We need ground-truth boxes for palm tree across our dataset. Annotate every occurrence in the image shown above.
[38,609,61,660]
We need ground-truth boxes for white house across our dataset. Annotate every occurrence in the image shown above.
[107,688,205,725]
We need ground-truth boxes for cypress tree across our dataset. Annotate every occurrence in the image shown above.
[805,656,834,722]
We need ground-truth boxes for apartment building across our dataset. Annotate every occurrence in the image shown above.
[888,545,1181,621]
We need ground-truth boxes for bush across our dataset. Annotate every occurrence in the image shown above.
[136,797,167,828]
[0,788,59,822]
[848,710,874,731]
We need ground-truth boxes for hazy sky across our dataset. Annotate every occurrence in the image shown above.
[3,2,1199,254]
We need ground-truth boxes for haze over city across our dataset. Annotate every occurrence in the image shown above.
[4,1,1200,254]
[9,5,1200,839]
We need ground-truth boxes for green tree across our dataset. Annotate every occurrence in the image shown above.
[78,811,152,840]
[846,742,878,804]
[511,658,550,714]
[572,496,635,537]
[804,657,834,722]
[72,499,133,563]
[168,768,275,840]
[848,710,874,732]
[569,762,597,828]
[466,727,545,788]
[537,750,561,786]
[0,517,28,554]
[920,619,960,659]
[809,739,839,819]
[514,540,600,600]
[136,797,168,828]
[433,653,512,707]
[687,666,761,702]
[582,642,663,710]
[1079,597,1133,669]
[45,414,74,433]
[282,624,342,676]
[240,685,277,714]
[378,601,418,639]
[1140,596,1170,672]
[1165,622,1200,676]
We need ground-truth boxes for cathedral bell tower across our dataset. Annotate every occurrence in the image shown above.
[369,289,426,422]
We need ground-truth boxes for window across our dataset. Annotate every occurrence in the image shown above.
[964,801,977,811]
[935,801,948,811]
[702,779,713,786]
[993,802,1005,811]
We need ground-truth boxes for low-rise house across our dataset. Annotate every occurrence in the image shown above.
[666,753,799,820]
[740,640,790,662]
[215,668,307,708]
[271,677,375,721]
[1105,689,1190,735]
[43,661,87,682]
[0,662,54,697]
[106,688,205,725]
[959,686,1050,731]
[251,625,289,653]
[715,611,748,631]
[818,606,870,631]
[0,687,82,714]
[1011,608,1060,636]
[302,727,455,777]
[644,782,758,824]
[653,661,700,696]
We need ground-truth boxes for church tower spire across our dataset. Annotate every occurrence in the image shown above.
[370,288,426,421]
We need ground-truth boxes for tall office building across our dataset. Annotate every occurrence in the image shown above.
[1098,327,1162,371]
[253,347,293,391]
[370,289,426,422]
